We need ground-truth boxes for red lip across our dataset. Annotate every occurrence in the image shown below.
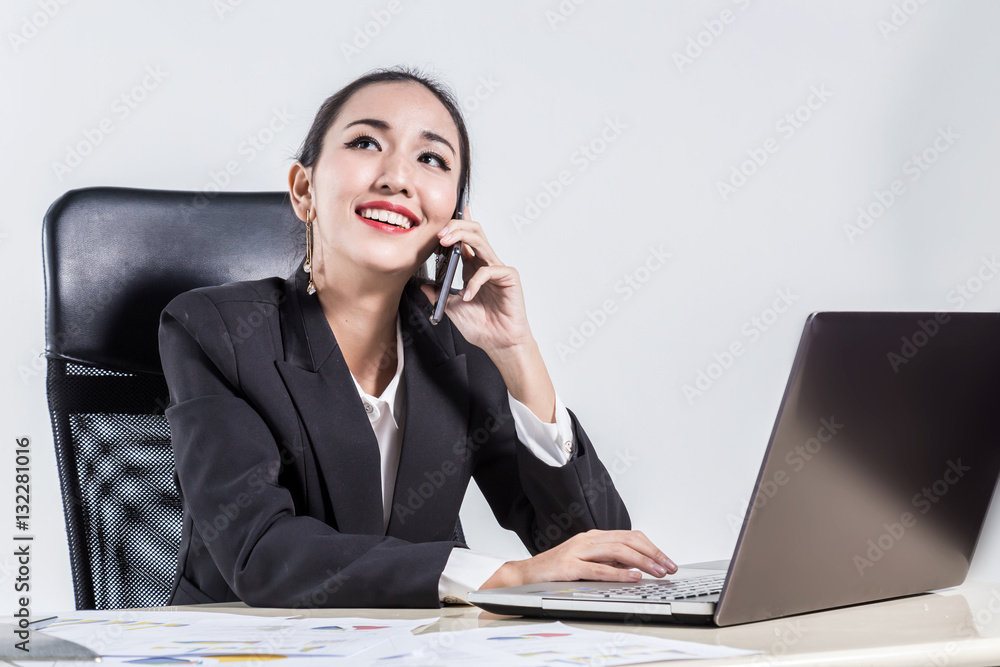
[356,200,420,226]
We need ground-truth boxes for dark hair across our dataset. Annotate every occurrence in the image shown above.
[291,65,471,284]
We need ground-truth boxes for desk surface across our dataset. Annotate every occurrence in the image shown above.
[150,580,1000,667]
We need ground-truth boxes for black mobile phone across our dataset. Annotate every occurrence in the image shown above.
[430,190,467,325]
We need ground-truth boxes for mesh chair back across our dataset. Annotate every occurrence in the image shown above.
[43,187,301,609]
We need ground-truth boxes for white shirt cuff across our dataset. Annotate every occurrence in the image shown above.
[438,547,509,604]
[507,390,575,467]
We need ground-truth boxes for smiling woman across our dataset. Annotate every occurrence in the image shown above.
[157,65,677,609]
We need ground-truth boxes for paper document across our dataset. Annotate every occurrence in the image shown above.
[25,610,756,666]
[32,610,434,663]
[338,620,758,666]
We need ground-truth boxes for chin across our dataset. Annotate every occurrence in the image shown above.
[354,257,421,280]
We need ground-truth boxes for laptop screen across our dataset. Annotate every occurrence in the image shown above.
[717,311,1000,626]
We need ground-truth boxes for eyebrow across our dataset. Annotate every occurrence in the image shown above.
[343,118,456,157]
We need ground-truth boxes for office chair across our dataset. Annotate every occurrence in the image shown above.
[43,186,466,610]
[42,186,302,609]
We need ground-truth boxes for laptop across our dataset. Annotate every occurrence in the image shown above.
[469,311,1000,626]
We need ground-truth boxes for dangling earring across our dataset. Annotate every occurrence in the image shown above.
[304,208,316,295]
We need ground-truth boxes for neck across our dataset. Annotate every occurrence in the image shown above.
[312,262,408,391]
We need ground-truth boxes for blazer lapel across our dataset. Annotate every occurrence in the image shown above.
[386,284,469,542]
[273,261,383,535]
[272,265,470,541]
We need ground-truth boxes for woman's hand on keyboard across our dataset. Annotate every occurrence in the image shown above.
[479,529,677,590]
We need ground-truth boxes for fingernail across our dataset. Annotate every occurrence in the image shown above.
[462,290,472,301]
[439,227,450,236]
[629,570,641,580]
[653,564,667,576]
[441,234,453,244]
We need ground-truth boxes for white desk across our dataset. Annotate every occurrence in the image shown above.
[149,580,1000,666]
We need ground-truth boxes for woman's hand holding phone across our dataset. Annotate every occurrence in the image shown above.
[418,204,558,423]
[420,204,535,357]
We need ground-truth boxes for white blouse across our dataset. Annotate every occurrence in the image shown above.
[348,314,576,603]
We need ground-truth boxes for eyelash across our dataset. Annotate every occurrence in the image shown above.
[344,133,452,171]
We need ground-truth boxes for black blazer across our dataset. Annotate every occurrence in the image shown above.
[158,260,630,609]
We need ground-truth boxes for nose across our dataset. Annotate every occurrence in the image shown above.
[373,148,413,197]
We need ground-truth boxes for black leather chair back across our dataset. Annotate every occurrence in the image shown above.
[43,186,300,609]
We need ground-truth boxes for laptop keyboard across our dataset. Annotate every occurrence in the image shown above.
[571,573,726,601]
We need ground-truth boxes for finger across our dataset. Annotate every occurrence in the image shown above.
[624,531,678,573]
[583,543,670,578]
[439,223,484,251]
[579,533,670,575]
[587,530,677,573]
[438,223,499,265]
[462,265,517,302]
[440,216,484,240]
[579,562,643,583]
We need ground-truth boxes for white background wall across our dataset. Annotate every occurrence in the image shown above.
[2,0,1000,615]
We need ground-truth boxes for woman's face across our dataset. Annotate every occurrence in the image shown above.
[306,81,462,283]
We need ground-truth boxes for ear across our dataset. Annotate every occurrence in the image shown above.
[288,162,314,221]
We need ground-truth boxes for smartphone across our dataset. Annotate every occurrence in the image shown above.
[430,189,467,325]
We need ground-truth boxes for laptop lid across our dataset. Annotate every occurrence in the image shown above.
[715,311,1000,626]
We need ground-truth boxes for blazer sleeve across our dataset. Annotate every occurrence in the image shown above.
[159,290,458,608]
[462,342,631,555]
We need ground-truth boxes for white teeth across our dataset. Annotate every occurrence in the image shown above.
[360,208,412,229]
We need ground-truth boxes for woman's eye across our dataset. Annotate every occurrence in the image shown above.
[345,135,379,150]
[421,151,451,171]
